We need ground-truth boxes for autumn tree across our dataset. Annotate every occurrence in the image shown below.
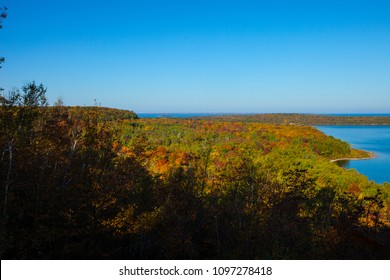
[0,82,47,231]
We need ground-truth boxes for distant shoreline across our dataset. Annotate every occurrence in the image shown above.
[330,152,376,163]
[138,113,390,125]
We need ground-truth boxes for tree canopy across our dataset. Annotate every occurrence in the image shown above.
[1,107,389,259]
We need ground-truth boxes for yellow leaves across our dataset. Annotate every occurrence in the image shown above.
[347,183,361,197]
[118,146,135,157]
[101,205,162,236]
[210,150,220,158]
[174,151,189,165]
[92,196,118,211]
[101,205,136,235]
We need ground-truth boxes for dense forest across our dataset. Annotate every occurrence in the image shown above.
[1,88,390,259]
[200,113,390,125]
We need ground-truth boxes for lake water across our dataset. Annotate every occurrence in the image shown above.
[316,126,390,184]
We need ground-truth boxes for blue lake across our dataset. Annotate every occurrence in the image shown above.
[316,126,390,184]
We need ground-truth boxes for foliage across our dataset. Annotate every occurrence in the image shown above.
[45,106,138,121]
[200,113,390,126]
[1,105,390,259]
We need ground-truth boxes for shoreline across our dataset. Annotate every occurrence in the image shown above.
[330,152,376,163]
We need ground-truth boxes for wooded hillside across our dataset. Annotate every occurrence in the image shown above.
[1,106,389,259]
[200,113,390,125]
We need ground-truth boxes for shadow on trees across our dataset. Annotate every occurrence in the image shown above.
[1,102,390,259]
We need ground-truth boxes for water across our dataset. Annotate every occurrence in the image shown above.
[316,126,390,184]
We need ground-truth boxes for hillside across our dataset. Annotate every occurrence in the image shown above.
[1,106,390,259]
[45,106,139,121]
[198,113,390,125]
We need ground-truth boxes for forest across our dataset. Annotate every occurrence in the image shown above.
[1,87,390,259]
[199,113,390,125]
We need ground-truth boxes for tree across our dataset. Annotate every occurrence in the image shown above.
[0,7,6,29]
[1,82,47,220]
[0,6,7,92]
[21,82,48,107]
[54,96,64,106]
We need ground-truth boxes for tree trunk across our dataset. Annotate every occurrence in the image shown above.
[3,144,12,219]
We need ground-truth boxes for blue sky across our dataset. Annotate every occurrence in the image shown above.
[1,0,390,113]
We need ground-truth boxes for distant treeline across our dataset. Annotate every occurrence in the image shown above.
[46,106,139,121]
[198,113,390,125]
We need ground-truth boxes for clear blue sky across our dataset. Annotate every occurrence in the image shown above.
[1,0,390,113]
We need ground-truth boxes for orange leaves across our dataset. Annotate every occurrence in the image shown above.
[144,145,194,178]
[118,146,135,157]
[348,183,361,197]
[155,158,170,174]
[155,145,167,156]
[151,146,169,175]
[112,140,120,150]
[174,151,191,165]
[57,119,68,127]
